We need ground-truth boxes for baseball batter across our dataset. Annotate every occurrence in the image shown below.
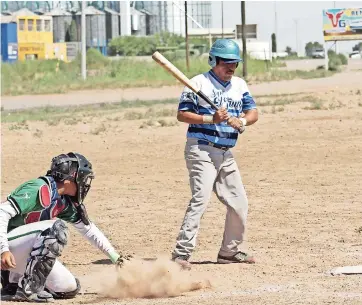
[0,152,131,302]
[172,39,259,270]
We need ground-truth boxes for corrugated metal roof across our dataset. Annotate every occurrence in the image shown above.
[1,11,13,16]
[45,7,72,16]
[75,6,105,15]
[1,15,17,24]
[104,7,119,15]
[130,7,145,16]
[11,8,36,16]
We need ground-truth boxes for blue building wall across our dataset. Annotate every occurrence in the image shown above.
[1,23,18,62]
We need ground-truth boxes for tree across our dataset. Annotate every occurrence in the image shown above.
[313,41,323,49]
[305,41,323,57]
[305,42,314,56]
[285,46,292,55]
[352,42,362,51]
[271,33,277,53]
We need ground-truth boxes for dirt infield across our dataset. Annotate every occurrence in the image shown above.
[1,79,362,304]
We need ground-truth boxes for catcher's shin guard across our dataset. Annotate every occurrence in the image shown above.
[16,220,69,302]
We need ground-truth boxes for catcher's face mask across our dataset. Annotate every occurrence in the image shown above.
[68,152,95,204]
[48,152,95,204]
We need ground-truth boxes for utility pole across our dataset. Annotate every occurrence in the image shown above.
[274,1,277,52]
[221,2,224,38]
[81,0,86,80]
[294,19,298,56]
[172,2,175,34]
[241,1,247,77]
[334,1,338,53]
[185,1,190,71]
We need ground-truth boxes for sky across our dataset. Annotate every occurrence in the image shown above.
[210,1,362,55]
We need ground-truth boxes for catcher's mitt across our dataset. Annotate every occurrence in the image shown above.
[115,254,133,268]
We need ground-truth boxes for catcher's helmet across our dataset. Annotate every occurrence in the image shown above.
[208,39,242,68]
[47,152,94,204]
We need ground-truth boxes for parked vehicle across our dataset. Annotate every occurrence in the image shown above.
[349,20,362,33]
[349,51,362,59]
[311,48,325,58]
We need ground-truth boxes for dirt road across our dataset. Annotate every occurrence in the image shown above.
[2,69,361,110]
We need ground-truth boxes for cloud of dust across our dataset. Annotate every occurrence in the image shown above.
[98,256,211,299]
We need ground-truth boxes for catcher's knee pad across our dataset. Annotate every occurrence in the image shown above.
[47,278,81,299]
[32,219,69,258]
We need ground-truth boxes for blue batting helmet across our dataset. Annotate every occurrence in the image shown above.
[208,39,243,67]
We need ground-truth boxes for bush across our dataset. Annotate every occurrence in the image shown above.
[337,53,348,65]
[108,36,158,56]
[74,48,109,69]
[327,51,348,71]
[329,56,342,71]
[108,33,209,57]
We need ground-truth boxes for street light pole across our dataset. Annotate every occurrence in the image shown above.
[241,1,247,77]
[294,19,298,56]
[81,0,86,80]
[185,1,190,71]
[274,1,277,52]
[221,2,224,38]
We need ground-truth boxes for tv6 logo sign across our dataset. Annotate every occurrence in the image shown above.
[339,19,346,27]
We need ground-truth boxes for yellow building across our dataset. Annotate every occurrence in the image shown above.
[17,15,53,44]
[15,15,67,61]
[18,43,67,61]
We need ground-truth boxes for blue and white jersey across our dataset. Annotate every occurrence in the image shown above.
[178,70,257,148]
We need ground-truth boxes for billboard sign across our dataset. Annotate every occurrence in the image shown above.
[323,8,362,41]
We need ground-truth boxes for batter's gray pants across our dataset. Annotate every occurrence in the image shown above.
[172,138,249,259]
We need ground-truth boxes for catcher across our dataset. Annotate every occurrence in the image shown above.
[0,152,130,302]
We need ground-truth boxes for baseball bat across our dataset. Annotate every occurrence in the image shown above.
[151,51,219,111]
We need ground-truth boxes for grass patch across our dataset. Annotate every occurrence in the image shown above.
[90,123,107,135]
[47,117,62,126]
[64,118,78,125]
[328,100,345,110]
[1,49,337,96]
[8,120,29,131]
[1,99,178,123]
[248,69,335,83]
[139,118,178,128]
[33,128,43,137]
[303,100,325,110]
[358,102,362,107]
[257,96,300,107]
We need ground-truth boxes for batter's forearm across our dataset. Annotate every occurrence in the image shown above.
[177,111,205,124]
[243,109,258,126]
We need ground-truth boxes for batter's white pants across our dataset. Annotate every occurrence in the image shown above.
[7,220,78,294]
[173,138,249,258]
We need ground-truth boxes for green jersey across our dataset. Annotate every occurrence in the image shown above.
[7,177,80,232]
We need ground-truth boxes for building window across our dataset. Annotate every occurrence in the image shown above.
[36,19,42,31]
[45,20,51,32]
[19,19,25,31]
[28,19,34,31]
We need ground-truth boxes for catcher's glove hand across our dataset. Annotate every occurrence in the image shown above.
[115,254,133,268]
